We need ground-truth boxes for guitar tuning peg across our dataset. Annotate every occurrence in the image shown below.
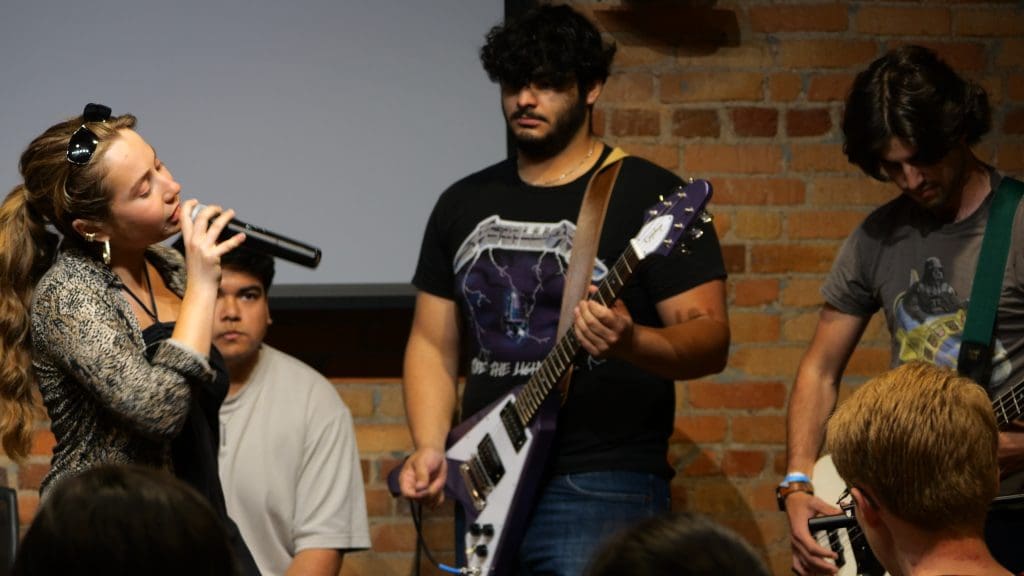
[673,223,684,229]
[662,239,674,247]
[679,244,692,255]
[658,194,664,202]
[688,228,704,240]
[662,200,673,207]
[699,211,713,224]
[648,209,658,216]
[676,190,688,199]
[686,177,695,184]
[684,206,695,213]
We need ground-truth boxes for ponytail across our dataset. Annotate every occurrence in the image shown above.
[0,185,51,461]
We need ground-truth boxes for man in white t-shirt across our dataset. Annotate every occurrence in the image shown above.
[215,248,370,576]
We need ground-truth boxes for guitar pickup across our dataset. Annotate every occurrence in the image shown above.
[501,401,527,451]
[458,434,506,511]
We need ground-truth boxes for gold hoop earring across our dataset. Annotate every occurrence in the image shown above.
[102,239,111,265]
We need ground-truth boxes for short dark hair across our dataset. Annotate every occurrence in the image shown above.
[221,247,275,292]
[13,464,240,576]
[842,44,991,181]
[480,4,616,93]
[585,513,770,576]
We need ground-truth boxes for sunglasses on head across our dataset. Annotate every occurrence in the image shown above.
[66,103,112,166]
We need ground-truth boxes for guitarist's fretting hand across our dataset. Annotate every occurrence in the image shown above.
[573,286,635,359]
[786,491,842,575]
[398,448,448,507]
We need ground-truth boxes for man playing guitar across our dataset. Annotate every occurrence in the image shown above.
[784,45,1024,575]
[397,5,729,575]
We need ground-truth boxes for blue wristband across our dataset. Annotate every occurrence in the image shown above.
[781,472,810,486]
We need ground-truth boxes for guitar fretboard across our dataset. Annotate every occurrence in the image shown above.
[511,243,642,425]
[993,382,1024,427]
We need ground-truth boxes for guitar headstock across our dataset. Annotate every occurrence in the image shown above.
[632,178,713,260]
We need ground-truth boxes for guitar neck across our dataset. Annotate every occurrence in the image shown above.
[511,244,642,425]
[993,381,1024,427]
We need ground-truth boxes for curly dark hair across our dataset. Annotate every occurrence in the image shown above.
[480,4,616,93]
[842,45,991,181]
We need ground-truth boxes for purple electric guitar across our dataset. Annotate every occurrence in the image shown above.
[390,180,713,576]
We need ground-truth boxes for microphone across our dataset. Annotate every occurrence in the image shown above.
[190,204,322,268]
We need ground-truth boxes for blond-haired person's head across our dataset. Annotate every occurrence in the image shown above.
[828,361,998,531]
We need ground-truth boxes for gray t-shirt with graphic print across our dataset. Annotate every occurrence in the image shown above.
[822,169,1024,401]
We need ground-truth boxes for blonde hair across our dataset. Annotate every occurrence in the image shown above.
[0,110,136,461]
[827,361,998,530]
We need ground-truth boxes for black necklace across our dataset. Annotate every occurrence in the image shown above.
[121,264,159,322]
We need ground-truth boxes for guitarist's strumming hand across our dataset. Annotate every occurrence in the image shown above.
[398,448,448,507]
[573,286,635,359]
[786,491,842,575]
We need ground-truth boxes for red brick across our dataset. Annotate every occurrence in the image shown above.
[688,381,786,409]
[661,72,764,102]
[721,450,768,477]
[790,143,860,173]
[782,279,826,308]
[625,143,679,170]
[808,74,855,103]
[787,210,865,239]
[732,415,786,444]
[16,462,49,491]
[1009,75,1024,101]
[811,177,897,206]
[354,424,413,453]
[601,72,655,103]
[364,487,394,517]
[751,244,840,274]
[684,144,783,174]
[782,310,821,342]
[1005,107,1024,134]
[687,482,753,517]
[846,346,892,376]
[721,244,746,273]
[671,109,720,138]
[370,519,451,553]
[377,387,405,418]
[710,211,731,239]
[672,415,728,443]
[712,178,806,206]
[786,108,832,138]
[778,41,878,69]
[749,4,848,33]
[732,278,780,307]
[980,75,1003,107]
[338,387,374,418]
[31,429,55,456]
[956,8,1024,36]
[771,73,803,102]
[734,210,782,240]
[610,108,661,137]
[615,44,673,68]
[730,311,781,343]
[731,107,778,137]
[676,44,774,69]
[729,346,807,378]
[773,451,789,476]
[676,448,721,478]
[17,492,38,527]
[856,6,951,35]
[997,140,1024,172]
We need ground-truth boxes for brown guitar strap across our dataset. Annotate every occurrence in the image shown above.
[554,147,629,394]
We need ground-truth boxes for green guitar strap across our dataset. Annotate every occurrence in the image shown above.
[959,176,1024,387]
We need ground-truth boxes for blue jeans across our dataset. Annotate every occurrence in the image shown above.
[516,471,670,576]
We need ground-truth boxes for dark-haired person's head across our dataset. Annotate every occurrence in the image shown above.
[585,512,770,576]
[13,464,240,576]
[842,45,991,202]
[220,246,275,292]
[480,4,616,159]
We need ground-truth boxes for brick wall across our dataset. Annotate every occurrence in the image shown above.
[3,2,1023,575]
